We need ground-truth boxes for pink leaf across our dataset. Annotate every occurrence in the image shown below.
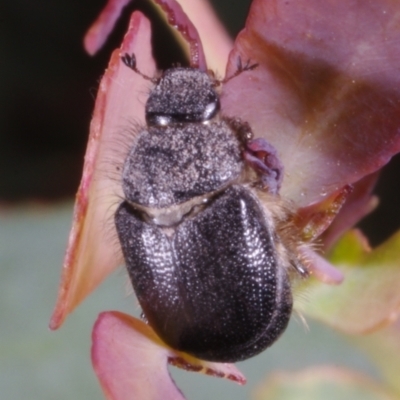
[92,312,186,400]
[84,0,214,71]
[92,312,246,400]
[50,11,156,329]
[84,0,131,55]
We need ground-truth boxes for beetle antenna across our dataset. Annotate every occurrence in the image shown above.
[214,56,258,87]
[121,53,159,84]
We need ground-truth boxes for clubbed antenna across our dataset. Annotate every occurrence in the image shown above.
[214,56,258,87]
[121,53,159,83]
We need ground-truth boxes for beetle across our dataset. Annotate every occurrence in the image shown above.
[114,53,308,362]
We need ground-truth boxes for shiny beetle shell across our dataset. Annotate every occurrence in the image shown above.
[115,56,306,362]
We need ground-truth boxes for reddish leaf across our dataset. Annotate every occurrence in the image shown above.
[321,172,379,250]
[174,0,233,73]
[295,185,353,242]
[152,0,207,69]
[221,0,400,208]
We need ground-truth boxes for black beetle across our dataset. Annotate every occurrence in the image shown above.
[114,53,308,362]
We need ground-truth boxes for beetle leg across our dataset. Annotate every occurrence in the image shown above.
[244,138,284,195]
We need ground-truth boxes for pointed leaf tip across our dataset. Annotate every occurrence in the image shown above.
[50,12,156,329]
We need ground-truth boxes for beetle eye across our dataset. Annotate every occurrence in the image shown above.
[202,96,220,121]
[145,96,219,125]
[147,114,172,126]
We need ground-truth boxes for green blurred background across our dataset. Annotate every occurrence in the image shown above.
[2,0,400,399]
